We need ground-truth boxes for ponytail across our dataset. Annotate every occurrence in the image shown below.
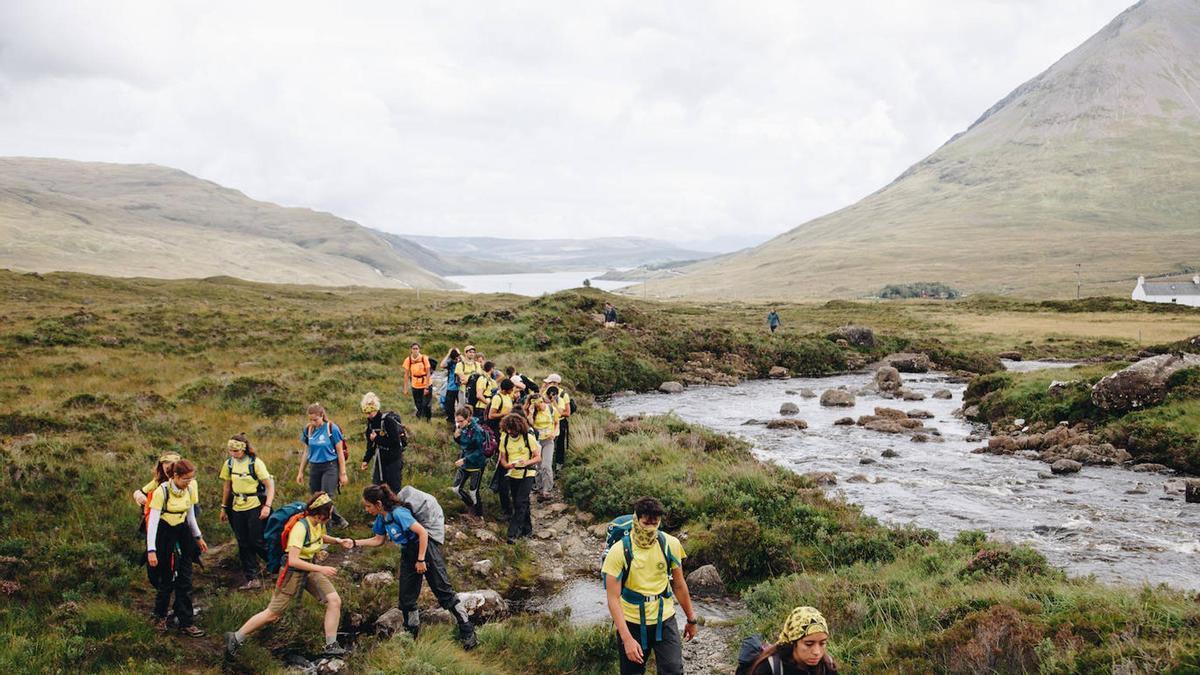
[362,483,401,511]
[168,458,196,477]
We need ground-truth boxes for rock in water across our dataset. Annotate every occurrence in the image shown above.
[1186,479,1200,504]
[833,417,855,426]
[803,471,838,486]
[932,389,953,400]
[768,366,789,379]
[906,409,934,419]
[779,402,800,416]
[874,407,907,420]
[899,388,926,401]
[884,353,932,373]
[998,351,1023,361]
[1091,354,1200,412]
[820,389,856,407]
[874,366,903,393]
[766,418,808,430]
[685,564,726,595]
[659,381,685,394]
[800,388,818,398]
[1051,459,1082,475]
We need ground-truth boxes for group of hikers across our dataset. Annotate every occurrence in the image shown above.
[132,338,837,673]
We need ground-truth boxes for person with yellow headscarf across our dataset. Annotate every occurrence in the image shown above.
[739,606,837,675]
[218,433,275,590]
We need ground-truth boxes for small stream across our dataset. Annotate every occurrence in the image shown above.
[605,362,1200,590]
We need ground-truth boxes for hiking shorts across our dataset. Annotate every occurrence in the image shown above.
[267,569,335,613]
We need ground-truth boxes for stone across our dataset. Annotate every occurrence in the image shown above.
[456,590,508,623]
[884,352,933,373]
[998,351,1023,361]
[659,381,685,394]
[1051,459,1082,475]
[819,389,855,407]
[965,434,983,443]
[538,567,566,585]
[859,457,877,465]
[803,471,837,486]
[1130,463,1169,473]
[317,658,346,674]
[472,559,494,576]
[537,529,557,540]
[881,449,899,458]
[1045,443,1132,466]
[376,607,406,638]
[874,407,908,420]
[779,402,800,416]
[363,571,395,587]
[899,389,926,401]
[454,531,468,542]
[847,474,870,483]
[856,415,881,425]
[768,366,789,379]
[906,409,934,419]
[831,325,876,348]
[766,418,807,430]
[548,503,569,514]
[1187,480,1200,504]
[685,564,726,595]
[475,529,499,543]
[1091,354,1200,412]
[873,366,903,393]
[575,511,593,523]
[932,389,953,400]
[910,434,929,443]
[897,418,924,430]
[742,419,765,426]
[785,390,798,395]
[863,420,904,434]
[962,405,981,419]
[800,388,818,398]
[833,417,855,426]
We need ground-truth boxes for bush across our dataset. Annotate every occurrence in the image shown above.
[960,546,1053,582]
[878,282,961,299]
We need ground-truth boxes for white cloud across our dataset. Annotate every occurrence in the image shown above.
[0,0,1135,248]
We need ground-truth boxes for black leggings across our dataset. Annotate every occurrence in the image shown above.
[398,540,475,641]
[228,507,267,581]
[506,475,534,540]
[454,467,484,517]
[151,521,197,627]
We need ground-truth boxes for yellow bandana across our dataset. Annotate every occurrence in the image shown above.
[362,401,380,414]
[158,451,181,464]
[778,606,829,643]
[227,439,247,452]
[631,521,659,549]
[309,493,333,510]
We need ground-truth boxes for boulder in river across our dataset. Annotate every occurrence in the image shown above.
[803,471,838,486]
[659,381,685,394]
[1044,443,1131,466]
[685,564,726,595]
[864,419,904,434]
[1186,480,1200,504]
[906,409,934,419]
[1051,459,1082,475]
[899,388,926,401]
[768,366,789,379]
[831,325,876,348]
[833,417,855,426]
[820,389,855,407]
[881,448,900,458]
[874,407,907,420]
[1130,463,1169,473]
[897,418,924,429]
[766,418,808,430]
[800,388,818,399]
[859,457,877,465]
[998,351,1023,361]
[873,366,902,393]
[1090,353,1200,412]
[779,402,800,416]
[911,434,929,443]
[932,389,954,400]
[884,352,933,373]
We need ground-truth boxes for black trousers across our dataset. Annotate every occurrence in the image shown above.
[152,521,197,627]
[372,456,404,492]
[618,618,683,675]
[227,507,267,581]
[443,389,459,424]
[398,540,475,642]
[454,467,484,517]
[554,418,570,468]
[490,462,512,517]
[411,387,433,421]
[506,475,534,540]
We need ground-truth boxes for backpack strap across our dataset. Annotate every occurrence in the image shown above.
[770,654,783,675]
[617,531,674,652]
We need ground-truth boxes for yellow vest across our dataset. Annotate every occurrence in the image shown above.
[501,432,539,479]
[149,480,199,527]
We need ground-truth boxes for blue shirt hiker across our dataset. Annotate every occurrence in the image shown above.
[301,421,344,464]
[373,505,419,547]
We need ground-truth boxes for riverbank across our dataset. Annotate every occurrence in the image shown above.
[3,270,1200,672]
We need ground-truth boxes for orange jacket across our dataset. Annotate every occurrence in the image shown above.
[404,354,433,389]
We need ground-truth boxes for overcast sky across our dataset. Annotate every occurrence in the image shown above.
[0,1,1133,251]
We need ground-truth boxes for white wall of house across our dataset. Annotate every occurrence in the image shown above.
[1132,276,1200,307]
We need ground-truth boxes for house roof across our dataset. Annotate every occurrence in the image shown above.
[1141,275,1200,296]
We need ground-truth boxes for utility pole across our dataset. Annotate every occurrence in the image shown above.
[1075,263,1081,299]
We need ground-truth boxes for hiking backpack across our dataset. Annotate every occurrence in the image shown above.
[464,373,483,405]
[478,422,498,459]
[735,634,782,675]
[600,514,677,584]
[378,411,408,449]
[225,456,267,506]
[263,501,310,575]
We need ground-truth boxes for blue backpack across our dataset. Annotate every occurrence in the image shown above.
[601,514,679,650]
[263,501,309,574]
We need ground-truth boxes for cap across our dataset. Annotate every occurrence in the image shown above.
[543,373,562,384]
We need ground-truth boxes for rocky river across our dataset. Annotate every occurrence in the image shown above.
[606,362,1200,590]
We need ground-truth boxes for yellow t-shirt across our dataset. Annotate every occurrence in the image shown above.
[219,456,272,511]
[141,479,160,495]
[474,375,496,410]
[601,532,686,625]
[148,480,200,527]
[531,406,557,437]
[558,391,573,418]
[287,516,326,561]
[501,431,539,479]
[456,360,482,383]
[489,392,514,418]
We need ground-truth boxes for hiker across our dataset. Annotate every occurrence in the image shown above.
[528,394,559,501]
[486,378,515,432]
[297,403,350,529]
[145,458,208,637]
[738,607,836,675]
[224,492,352,659]
[603,496,698,675]
[544,374,573,471]
[440,348,462,424]
[767,309,781,334]
[469,359,497,421]
[133,451,181,507]
[499,413,540,543]
[455,345,482,382]
[219,433,275,590]
[453,405,488,519]
[603,302,618,328]
[402,342,434,421]
[350,484,479,650]
[360,392,406,492]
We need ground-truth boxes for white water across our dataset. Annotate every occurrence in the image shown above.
[445,270,636,296]
[607,363,1200,590]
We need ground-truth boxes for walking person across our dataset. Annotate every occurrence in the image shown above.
[499,413,540,544]
[133,451,181,508]
[603,496,698,675]
[360,392,406,492]
[486,378,515,434]
[350,484,479,650]
[453,406,488,519]
[297,403,350,529]
[145,458,208,637]
[529,394,559,501]
[737,606,837,675]
[487,378,517,517]
[767,309,781,334]
[603,302,619,328]
[440,348,463,425]
[402,342,434,421]
[455,345,482,383]
[219,433,275,590]
[224,492,352,659]
[469,359,496,421]
[543,374,573,471]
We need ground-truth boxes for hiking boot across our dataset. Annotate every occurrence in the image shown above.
[153,616,170,632]
[461,633,479,651]
[321,643,348,657]
[179,624,206,638]
[237,578,263,591]
[331,515,350,530]
[224,632,241,659]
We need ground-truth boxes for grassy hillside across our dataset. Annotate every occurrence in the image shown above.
[2,270,1200,672]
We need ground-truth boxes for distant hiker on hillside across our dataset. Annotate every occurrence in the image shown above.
[360,392,407,492]
[224,492,352,659]
[543,374,574,471]
[350,484,479,650]
[440,348,462,425]
[499,413,540,543]
[736,606,837,675]
[603,496,697,675]
[145,458,208,637]
[453,405,489,519]
[767,309,781,334]
[470,359,497,421]
[403,342,434,421]
[298,403,350,529]
[528,393,559,502]
[219,433,275,590]
[604,301,619,328]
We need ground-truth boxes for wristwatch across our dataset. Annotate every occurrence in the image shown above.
[686,617,698,625]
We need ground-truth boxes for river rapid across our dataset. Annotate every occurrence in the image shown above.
[607,362,1200,590]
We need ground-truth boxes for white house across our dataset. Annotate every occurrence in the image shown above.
[1132,275,1200,307]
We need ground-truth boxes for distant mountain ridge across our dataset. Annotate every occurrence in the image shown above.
[0,157,456,289]
[407,235,713,273]
[643,0,1200,300]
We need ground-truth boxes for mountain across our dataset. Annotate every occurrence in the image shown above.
[642,0,1200,300]
[0,157,456,289]
[406,235,714,273]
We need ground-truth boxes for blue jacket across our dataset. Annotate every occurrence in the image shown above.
[456,420,488,470]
